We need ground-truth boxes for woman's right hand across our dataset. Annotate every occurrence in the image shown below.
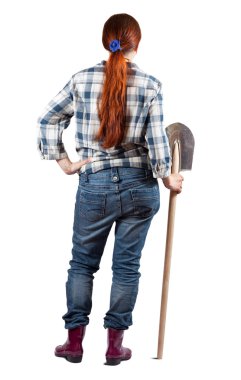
[56,156,93,175]
[162,173,184,193]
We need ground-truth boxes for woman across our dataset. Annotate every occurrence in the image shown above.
[37,13,183,365]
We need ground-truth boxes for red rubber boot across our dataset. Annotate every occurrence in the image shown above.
[105,328,132,365]
[55,326,86,363]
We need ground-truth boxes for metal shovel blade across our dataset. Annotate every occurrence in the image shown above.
[166,123,195,171]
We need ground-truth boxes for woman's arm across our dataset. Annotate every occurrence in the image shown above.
[145,85,171,179]
[37,79,74,160]
[145,85,184,193]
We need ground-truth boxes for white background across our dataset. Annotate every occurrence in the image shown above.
[1,0,241,379]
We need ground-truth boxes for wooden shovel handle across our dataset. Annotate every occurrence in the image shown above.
[157,141,180,359]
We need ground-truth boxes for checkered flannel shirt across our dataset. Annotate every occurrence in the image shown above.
[37,61,171,178]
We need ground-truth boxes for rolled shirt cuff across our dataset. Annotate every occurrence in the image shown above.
[37,143,68,160]
[151,163,171,179]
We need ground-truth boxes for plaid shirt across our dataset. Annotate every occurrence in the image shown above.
[37,61,171,178]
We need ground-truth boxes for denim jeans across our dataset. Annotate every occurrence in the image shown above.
[62,167,160,330]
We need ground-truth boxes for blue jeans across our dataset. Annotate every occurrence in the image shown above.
[62,167,160,330]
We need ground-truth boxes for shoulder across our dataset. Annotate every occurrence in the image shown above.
[71,61,105,83]
[128,63,162,92]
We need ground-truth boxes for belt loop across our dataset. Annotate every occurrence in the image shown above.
[145,169,151,179]
[80,172,88,183]
[111,167,118,176]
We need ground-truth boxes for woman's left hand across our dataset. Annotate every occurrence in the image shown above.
[56,157,92,175]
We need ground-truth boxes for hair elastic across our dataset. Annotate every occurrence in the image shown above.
[109,39,122,52]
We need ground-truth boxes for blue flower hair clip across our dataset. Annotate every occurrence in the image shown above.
[109,39,122,53]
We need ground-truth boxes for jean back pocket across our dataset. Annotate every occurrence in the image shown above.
[79,189,106,222]
[131,185,160,218]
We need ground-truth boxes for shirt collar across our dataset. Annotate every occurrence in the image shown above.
[100,60,139,70]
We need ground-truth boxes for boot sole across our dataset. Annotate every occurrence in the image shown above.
[55,353,82,363]
[105,357,130,366]
[66,355,82,363]
[105,358,121,366]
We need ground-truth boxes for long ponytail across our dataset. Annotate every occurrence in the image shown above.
[96,14,141,149]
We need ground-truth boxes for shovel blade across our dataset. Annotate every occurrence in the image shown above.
[166,123,195,171]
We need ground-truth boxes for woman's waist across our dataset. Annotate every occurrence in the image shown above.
[80,154,151,173]
[77,143,148,162]
[79,165,155,190]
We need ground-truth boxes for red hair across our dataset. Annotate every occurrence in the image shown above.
[96,14,141,149]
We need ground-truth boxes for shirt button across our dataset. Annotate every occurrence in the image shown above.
[112,175,118,182]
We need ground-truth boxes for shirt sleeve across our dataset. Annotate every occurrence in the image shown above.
[145,85,171,178]
[37,79,74,160]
